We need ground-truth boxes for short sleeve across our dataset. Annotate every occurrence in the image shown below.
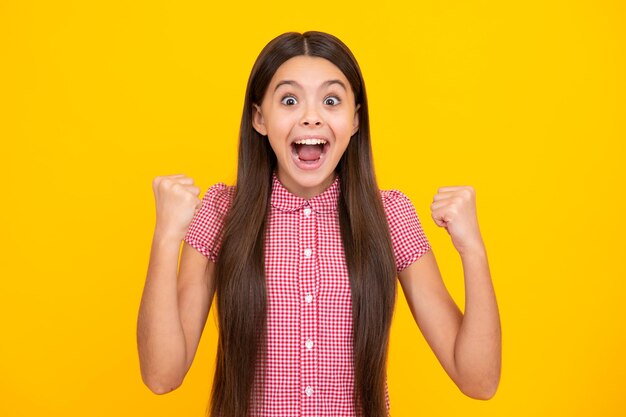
[183,183,235,262]
[381,189,431,273]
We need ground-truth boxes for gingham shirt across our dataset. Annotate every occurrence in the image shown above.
[184,173,431,417]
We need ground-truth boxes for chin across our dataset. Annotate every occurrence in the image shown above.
[279,163,338,198]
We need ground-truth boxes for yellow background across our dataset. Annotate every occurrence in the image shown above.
[1,0,624,416]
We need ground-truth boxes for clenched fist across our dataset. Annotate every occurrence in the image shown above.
[152,174,202,242]
[430,186,485,256]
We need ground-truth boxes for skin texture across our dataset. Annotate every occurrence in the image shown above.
[399,186,501,399]
[252,55,360,199]
[137,175,213,394]
[138,58,501,400]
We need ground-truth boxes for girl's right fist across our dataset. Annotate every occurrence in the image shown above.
[152,174,202,242]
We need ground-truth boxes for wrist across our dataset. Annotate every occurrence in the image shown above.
[458,239,487,259]
[152,227,185,248]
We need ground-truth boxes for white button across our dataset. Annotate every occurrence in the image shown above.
[305,339,314,350]
[304,294,313,303]
[305,386,314,396]
[303,207,312,216]
[304,248,312,258]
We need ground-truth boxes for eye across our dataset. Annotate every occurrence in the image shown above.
[324,96,341,106]
[281,95,298,106]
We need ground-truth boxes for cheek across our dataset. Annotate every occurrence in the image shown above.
[329,113,356,136]
[266,114,295,139]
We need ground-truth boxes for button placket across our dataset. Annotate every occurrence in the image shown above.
[298,203,318,415]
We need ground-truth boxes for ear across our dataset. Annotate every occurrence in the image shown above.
[351,103,361,136]
[252,104,268,136]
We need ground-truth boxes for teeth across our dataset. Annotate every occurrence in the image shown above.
[294,138,327,145]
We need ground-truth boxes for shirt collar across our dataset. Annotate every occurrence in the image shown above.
[270,171,340,214]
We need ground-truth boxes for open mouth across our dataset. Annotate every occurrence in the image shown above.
[290,137,330,166]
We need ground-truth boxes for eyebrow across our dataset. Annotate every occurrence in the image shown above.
[273,79,347,93]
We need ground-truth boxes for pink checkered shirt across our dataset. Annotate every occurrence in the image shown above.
[184,172,431,417]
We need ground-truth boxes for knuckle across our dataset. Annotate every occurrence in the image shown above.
[459,189,472,200]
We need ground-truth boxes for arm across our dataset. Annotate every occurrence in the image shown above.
[136,175,215,394]
[398,186,501,400]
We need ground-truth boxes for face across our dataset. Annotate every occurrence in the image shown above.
[252,55,360,199]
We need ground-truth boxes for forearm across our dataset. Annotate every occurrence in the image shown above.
[453,244,501,399]
[137,232,188,393]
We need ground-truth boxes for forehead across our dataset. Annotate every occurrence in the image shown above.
[270,56,350,90]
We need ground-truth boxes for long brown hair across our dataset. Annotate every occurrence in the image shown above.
[211,31,397,417]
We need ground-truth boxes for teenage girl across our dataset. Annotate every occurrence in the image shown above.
[137,31,501,417]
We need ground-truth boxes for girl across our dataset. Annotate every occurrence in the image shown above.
[137,31,501,417]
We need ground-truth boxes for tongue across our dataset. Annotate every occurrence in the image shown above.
[296,144,323,161]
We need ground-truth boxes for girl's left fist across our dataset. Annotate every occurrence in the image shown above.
[430,186,485,256]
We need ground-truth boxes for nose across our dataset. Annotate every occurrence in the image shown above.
[300,104,323,126]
